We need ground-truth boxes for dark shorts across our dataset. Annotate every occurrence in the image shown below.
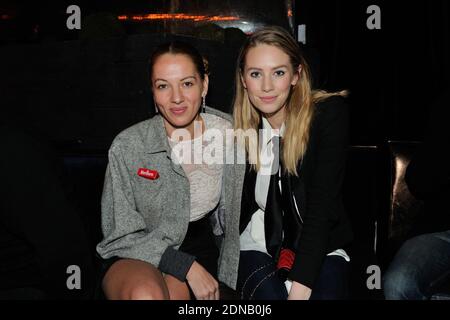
[179,214,220,279]
[97,214,219,299]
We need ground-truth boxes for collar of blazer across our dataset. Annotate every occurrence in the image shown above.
[144,115,171,155]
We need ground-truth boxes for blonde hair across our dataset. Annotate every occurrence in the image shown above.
[233,26,347,175]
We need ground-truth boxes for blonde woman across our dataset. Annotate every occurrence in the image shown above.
[233,26,353,300]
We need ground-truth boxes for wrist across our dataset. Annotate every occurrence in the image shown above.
[186,260,198,281]
[288,281,312,300]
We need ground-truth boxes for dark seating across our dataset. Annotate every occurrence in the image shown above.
[61,142,446,300]
[62,153,108,253]
[343,146,385,300]
[1,141,441,300]
[59,145,386,300]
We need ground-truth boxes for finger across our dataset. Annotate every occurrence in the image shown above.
[194,290,205,300]
[215,287,220,300]
[201,291,209,300]
[214,281,220,300]
[205,289,213,300]
[208,287,216,301]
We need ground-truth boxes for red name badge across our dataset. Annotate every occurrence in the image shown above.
[137,168,159,180]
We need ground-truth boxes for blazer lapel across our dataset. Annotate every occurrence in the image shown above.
[144,115,186,178]
[264,167,284,258]
[239,163,258,234]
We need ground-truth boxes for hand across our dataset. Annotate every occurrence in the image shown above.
[288,281,312,300]
[186,261,219,300]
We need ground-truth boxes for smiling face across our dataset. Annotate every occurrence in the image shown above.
[241,44,299,128]
[151,53,208,137]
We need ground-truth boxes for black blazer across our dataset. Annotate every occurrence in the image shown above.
[240,96,353,289]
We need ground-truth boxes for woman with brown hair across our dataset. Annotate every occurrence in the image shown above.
[97,41,245,300]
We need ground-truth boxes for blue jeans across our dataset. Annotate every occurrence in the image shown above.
[383,230,450,300]
[237,250,350,300]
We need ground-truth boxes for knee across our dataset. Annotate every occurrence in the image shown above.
[383,237,429,300]
[383,269,403,299]
[383,268,418,300]
[120,282,169,300]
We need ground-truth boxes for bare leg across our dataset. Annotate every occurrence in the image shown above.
[164,274,191,300]
[102,259,169,300]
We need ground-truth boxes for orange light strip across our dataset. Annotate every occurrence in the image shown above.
[117,13,239,22]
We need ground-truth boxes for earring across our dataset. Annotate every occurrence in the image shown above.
[154,101,159,114]
[202,96,206,113]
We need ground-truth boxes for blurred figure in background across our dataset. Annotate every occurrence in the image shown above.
[383,87,450,300]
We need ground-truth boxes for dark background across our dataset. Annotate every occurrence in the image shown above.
[1,0,449,299]
[1,0,449,149]
[299,0,450,145]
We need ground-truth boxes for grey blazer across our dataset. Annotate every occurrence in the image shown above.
[96,107,245,289]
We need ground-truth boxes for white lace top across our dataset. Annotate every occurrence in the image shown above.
[168,113,232,222]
